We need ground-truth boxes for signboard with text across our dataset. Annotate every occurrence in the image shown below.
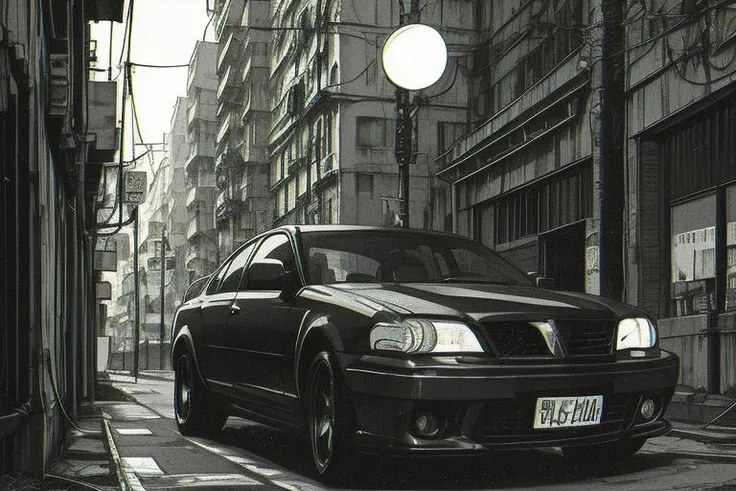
[124,171,147,204]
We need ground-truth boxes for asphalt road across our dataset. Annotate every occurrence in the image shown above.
[109,374,736,491]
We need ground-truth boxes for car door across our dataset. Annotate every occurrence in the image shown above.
[228,232,300,416]
[195,243,255,390]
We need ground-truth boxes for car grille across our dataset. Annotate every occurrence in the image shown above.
[471,393,637,444]
[556,319,616,356]
[481,319,616,358]
[484,322,552,357]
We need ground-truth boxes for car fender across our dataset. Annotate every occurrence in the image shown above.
[171,326,207,387]
[293,313,345,399]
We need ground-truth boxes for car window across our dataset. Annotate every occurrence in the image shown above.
[308,247,379,284]
[243,233,296,289]
[300,231,532,285]
[183,275,209,302]
[205,261,230,295]
[218,243,255,293]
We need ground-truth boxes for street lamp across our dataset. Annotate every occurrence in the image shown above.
[382,22,447,228]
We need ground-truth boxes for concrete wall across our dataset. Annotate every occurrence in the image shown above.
[659,314,709,390]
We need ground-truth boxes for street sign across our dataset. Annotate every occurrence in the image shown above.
[124,171,147,204]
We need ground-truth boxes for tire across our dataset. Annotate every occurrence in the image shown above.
[173,351,227,437]
[562,438,646,463]
[307,351,357,484]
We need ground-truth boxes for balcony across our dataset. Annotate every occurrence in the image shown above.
[187,214,215,241]
[241,141,265,163]
[185,141,216,174]
[241,80,269,121]
[215,0,245,41]
[216,112,243,148]
[241,44,268,82]
[215,191,243,221]
[187,100,216,129]
[216,65,241,103]
[217,30,241,73]
[186,186,216,209]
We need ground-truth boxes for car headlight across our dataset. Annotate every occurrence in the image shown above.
[616,318,657,350]
[369,319,484,353]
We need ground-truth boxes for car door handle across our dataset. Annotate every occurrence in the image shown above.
[230,305,241,315]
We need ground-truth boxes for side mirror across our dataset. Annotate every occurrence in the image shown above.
[248,259,287,291]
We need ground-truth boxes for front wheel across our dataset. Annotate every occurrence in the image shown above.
[562,438,646,463]
[307,351,356,484]
[174,351,226,437]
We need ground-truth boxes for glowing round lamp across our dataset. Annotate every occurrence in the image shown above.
[382,24,448,91]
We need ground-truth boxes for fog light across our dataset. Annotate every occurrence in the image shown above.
[640,398,656,419]
[414,412,439,437]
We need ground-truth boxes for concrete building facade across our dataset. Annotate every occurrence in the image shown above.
[214,0,272,258]
[621,0,736,394]
[266,0,473,227]
[0,0,121,473]
[185,41,220,280]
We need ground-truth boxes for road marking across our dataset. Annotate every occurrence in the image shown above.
[116,428,153,436]
[224,455,257,465]
[139,473,261,487]
[244,464,282,477]
[122,457,164,476]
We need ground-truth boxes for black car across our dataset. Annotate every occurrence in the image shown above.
[171,225,679,482]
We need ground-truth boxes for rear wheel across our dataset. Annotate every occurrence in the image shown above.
[174,351,226,437]
[562,438,646,463]
[307,351,356,484]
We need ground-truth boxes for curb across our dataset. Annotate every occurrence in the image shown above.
[102,418,146,491]
[668,422,736,444]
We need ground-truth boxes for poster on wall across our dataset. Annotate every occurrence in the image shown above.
[585,245,599,296]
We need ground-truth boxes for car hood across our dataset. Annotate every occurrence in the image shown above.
[325,283,642,322]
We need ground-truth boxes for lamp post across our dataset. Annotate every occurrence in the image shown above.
[159,225,166,369]
[382,11,447,228]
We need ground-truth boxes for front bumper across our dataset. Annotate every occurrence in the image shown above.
[339,350,679,453]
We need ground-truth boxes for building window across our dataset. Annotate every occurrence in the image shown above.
[356,117,393,148]
[438,122,466,154]
[671,194,716,316]
[357,173,374,199]
[726,185,736,310]
[494,188,539,245]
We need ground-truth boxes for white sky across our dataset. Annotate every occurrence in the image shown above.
[91,0,213,146]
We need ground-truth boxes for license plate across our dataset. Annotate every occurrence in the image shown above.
[533,395,604,429]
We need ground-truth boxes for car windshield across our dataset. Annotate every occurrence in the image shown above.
[300,230,532,286]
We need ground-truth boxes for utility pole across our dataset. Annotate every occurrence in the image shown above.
[132,207,140,382]
[598,0,625,300]
[159,226,166,369]
[394,0,419,228]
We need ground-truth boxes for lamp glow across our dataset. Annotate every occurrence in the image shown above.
[381,24,448,90]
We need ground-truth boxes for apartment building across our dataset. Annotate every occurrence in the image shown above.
[214,0,272,258]
[267,0,473,227]
[185,41,220,279]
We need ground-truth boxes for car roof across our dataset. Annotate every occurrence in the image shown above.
[279,224,464,239]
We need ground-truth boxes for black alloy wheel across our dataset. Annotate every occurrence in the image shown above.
[307,351,354,483]
[174,353,193,425]
[173,351,226,436]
